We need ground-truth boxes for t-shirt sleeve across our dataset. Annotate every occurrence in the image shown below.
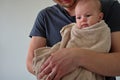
[106,0,120,32]
[29,10,46,38]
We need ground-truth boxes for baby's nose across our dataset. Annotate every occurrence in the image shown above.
[81,16,87,22]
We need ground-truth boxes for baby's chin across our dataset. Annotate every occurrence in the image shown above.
[78,24,89,29]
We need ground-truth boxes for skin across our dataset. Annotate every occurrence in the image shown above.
[75,0,103,29]
[26,0,120,80]
[26,36,46,74]
[53,0,78,16]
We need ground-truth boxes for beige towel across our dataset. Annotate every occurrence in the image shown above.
[33,20,111,80]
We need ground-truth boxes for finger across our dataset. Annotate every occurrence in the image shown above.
[46,67,57,80]
[39,64,52,79]
[40,56,52,72]
[53,65,71,80]
[53,70,62,80]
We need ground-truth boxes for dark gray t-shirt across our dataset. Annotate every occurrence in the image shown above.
[30,0,120,47]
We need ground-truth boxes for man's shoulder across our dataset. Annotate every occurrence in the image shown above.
[101,0,115,9]
[101,0,120,20]
[101,0,116,4]
[101,0,118,9]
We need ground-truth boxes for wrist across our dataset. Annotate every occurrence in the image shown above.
[69,48,87,67]
[72,48,94,68]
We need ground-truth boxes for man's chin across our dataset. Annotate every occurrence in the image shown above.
[62,4,73,8]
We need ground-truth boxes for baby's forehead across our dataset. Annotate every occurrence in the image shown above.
[75,7,99,16]
[76,0,101,10]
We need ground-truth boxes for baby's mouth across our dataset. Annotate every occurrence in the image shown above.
[81,24,89,29]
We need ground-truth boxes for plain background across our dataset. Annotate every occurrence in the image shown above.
[0,0,120,80]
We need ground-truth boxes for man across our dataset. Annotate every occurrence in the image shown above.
[26,0,120,80]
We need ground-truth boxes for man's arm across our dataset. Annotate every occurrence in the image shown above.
[111,32,120,52]
[26,36,46,75]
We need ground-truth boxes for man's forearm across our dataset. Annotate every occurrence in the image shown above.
[78,49,120,76]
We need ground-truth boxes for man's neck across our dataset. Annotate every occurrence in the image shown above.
[64,5,76,16]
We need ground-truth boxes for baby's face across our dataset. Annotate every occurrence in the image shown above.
[75,1,103,29]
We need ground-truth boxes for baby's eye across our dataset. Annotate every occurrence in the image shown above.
[76,16,81,19]
[85,15,91,17]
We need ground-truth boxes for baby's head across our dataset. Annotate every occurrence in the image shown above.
[75,0,103,29]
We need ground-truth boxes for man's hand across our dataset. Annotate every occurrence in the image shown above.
[38,48,80,80]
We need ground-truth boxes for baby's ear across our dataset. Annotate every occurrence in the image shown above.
[99,12,104,20]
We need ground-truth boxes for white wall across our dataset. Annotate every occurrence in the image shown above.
[0,0,120,80]
[0,0,54,80]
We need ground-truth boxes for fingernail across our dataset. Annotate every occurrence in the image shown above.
[39,73,42,79]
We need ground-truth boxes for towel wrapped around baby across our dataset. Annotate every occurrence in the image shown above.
[32,20,111,80]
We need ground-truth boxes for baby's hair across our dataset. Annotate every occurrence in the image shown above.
[76,0,102,12]
[95,0,102,12]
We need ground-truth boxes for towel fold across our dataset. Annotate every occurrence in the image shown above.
[33,20,111,80]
